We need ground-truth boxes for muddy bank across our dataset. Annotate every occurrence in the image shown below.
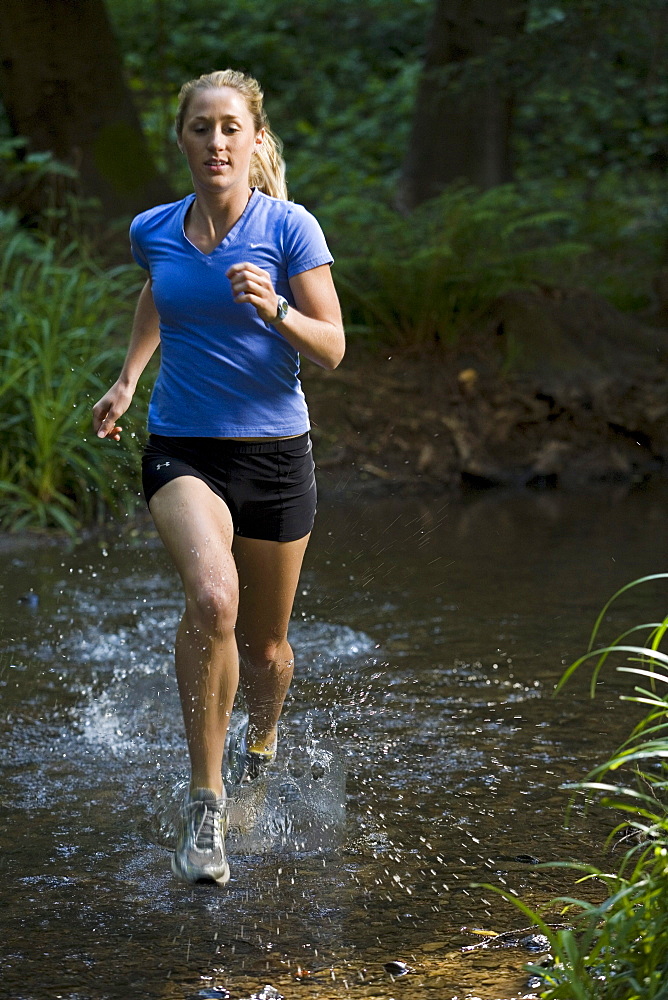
[306,288,668,495]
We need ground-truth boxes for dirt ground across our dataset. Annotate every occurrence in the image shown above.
[304,287,668,497]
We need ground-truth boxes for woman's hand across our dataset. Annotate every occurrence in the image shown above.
[226,262,280,323]
[92,381,135,441]
[228,261,344,369]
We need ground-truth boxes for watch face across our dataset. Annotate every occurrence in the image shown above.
[276,296,289,321]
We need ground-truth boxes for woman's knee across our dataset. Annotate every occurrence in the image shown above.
[184,581,238,637]
[238,635,292,671]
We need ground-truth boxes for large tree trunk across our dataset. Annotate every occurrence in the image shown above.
[398,0,528,211]
[0,0,173,217]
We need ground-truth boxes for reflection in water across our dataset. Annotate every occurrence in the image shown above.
[1,484,668,998]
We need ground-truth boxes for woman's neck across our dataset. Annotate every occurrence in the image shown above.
[186,185,253,249]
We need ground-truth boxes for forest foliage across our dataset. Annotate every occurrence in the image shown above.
[0,0,668,530]
[100,0,668,208]
[104,0,668,333]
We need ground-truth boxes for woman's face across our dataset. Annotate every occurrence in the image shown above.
[178,86,264,196]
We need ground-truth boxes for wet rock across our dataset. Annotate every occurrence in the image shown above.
[493,852,542,867]
[384,960,414,976]
[250,987,284,1000]
[520,934,551,953]
[187,989,231,999]
[425,974,450,987]
[529,439,572,476]
[462,924,557,952]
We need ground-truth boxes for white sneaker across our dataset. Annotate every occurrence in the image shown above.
[171,787,230,885]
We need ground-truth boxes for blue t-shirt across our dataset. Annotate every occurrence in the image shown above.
[130,189,334,437]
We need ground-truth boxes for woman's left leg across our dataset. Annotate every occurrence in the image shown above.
[232,533,310,752]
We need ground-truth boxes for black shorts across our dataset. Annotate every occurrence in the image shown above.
[141,432,317,543]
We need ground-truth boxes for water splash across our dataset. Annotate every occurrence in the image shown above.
[152,726,346,856]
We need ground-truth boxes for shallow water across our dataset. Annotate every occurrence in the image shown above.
[2,483,668,999]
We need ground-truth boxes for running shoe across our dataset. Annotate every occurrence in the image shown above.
[171,787,230,885]
[226,721,277,786]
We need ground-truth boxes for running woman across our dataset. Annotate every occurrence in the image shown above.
[92,69,344,885]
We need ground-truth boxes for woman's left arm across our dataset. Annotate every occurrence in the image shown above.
[227,262,345,370]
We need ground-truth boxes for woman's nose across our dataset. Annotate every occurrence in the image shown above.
[208,128,224,149]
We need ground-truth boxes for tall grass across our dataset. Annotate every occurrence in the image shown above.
[0,216,145,533]
[484,574,668,999]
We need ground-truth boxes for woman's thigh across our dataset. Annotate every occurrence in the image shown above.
[148,476,238,605]
[233,533,310,652]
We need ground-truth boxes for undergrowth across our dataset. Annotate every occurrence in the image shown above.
[319,176,668,349]
[320,184,589,347]
[0,215,145,533]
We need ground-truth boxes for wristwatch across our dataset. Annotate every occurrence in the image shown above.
[273,295,289,323]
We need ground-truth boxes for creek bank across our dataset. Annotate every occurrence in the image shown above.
[306,287,668,496]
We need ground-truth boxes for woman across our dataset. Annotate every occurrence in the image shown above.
[92,69,344,886]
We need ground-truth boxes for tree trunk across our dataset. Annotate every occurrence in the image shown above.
[397,0,528,211]
[0,0,173,217]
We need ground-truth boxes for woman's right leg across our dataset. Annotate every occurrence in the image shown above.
[148,475,239,797]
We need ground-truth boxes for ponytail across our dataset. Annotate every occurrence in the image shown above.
[251,129,287,200]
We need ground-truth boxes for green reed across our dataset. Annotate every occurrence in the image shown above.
[0,219,145,533]
[482,574,668,999]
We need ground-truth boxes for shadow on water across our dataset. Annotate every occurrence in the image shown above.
[1,483,668,998]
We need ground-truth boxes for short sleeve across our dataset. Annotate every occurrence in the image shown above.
[129,214,150,271]
[282,204,334,278]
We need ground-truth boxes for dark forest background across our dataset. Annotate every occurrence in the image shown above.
[1,0,667,529]
[2,1,668,313]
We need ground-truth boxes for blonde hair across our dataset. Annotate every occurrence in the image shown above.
[176,69,287,200]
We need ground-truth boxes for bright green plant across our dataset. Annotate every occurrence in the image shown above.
[0,230,145,533]
[482,574,668,999]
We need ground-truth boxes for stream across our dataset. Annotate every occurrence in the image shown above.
[2,483,668,999]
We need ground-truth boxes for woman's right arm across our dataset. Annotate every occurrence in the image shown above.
[92,279,160,441]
